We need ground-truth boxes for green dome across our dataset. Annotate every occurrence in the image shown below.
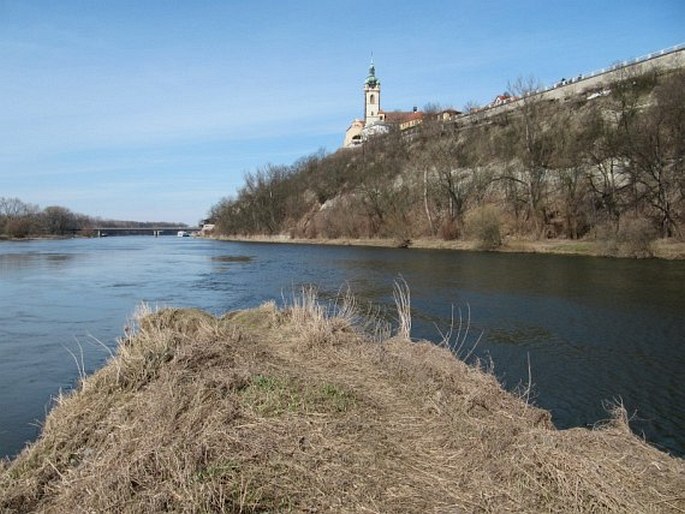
[365,61,379,87]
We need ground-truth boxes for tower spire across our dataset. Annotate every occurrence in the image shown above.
[363,54,381,125]
[365,54,379,88]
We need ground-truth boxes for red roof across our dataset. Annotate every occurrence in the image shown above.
[382,111,425,123]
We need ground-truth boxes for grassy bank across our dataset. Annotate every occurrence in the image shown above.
[2,292,684,512]
[215,234,685,260]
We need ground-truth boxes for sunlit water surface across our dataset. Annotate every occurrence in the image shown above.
[1,237,683,457]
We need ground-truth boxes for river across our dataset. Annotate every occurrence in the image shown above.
[1,236,683,458]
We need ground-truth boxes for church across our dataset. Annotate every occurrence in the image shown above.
[343,60,428,148]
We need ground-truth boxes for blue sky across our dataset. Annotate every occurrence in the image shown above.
[1,1,683,225]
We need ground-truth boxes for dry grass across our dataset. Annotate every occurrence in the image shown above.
[216,234,685,260]
[1,292,684,513]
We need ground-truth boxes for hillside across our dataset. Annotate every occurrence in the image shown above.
[2,292,683,512]
[209,65,685,257]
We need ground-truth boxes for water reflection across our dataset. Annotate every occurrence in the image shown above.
[0,252,76,273]
[210,255,254,263]
[488,325,555,346]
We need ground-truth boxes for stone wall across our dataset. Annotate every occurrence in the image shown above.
[474,45,685,117]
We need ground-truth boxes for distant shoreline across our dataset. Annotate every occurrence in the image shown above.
[212,235,685,260]
[0,235,79,242]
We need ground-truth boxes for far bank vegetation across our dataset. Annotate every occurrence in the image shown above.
[0,197,187,239]
[210,69,685,257]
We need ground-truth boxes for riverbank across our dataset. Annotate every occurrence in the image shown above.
[2,294,683,512]
[214,234,685,260]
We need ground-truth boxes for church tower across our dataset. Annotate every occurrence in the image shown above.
[364,59,383,126]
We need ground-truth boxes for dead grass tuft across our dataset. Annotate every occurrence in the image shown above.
[392,275,412,340]
[1,290,683,513]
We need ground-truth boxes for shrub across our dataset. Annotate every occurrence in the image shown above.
[616,217,657,258]
[5,218,34,238]
[595,217,657,258]
[439,217,460,240]
[465,206,502,250]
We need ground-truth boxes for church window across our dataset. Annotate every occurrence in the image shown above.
[369,94,376,104]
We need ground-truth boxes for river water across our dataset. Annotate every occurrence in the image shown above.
[1,237,684,458]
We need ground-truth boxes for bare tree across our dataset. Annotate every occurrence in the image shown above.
[549,109,592,238]
[0,197,34,219]
[0,197,39,237]
[625,71,685,237]
[240,164,293,234]
[504,76,555,236]
[42,206,76,235]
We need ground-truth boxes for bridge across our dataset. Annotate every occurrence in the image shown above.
[90,226,200,237]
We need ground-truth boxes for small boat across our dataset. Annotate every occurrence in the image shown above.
[177,231,190,237]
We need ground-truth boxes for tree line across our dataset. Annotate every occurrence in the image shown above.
[210,68,684,255]
[0,198,186,238]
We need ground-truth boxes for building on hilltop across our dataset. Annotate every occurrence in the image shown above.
[343,60,459,148]
[488,93,517,108]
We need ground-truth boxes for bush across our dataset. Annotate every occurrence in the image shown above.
[596,217,657,258]
[5,218,34,238]
[465,206,502,250]
[616,217,657,258]
[309,196,371,239]
[438,217,460,240]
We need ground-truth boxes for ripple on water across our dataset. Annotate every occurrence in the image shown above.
[210,255,254,263]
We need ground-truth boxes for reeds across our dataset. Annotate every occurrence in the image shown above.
[392,275,412,340]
